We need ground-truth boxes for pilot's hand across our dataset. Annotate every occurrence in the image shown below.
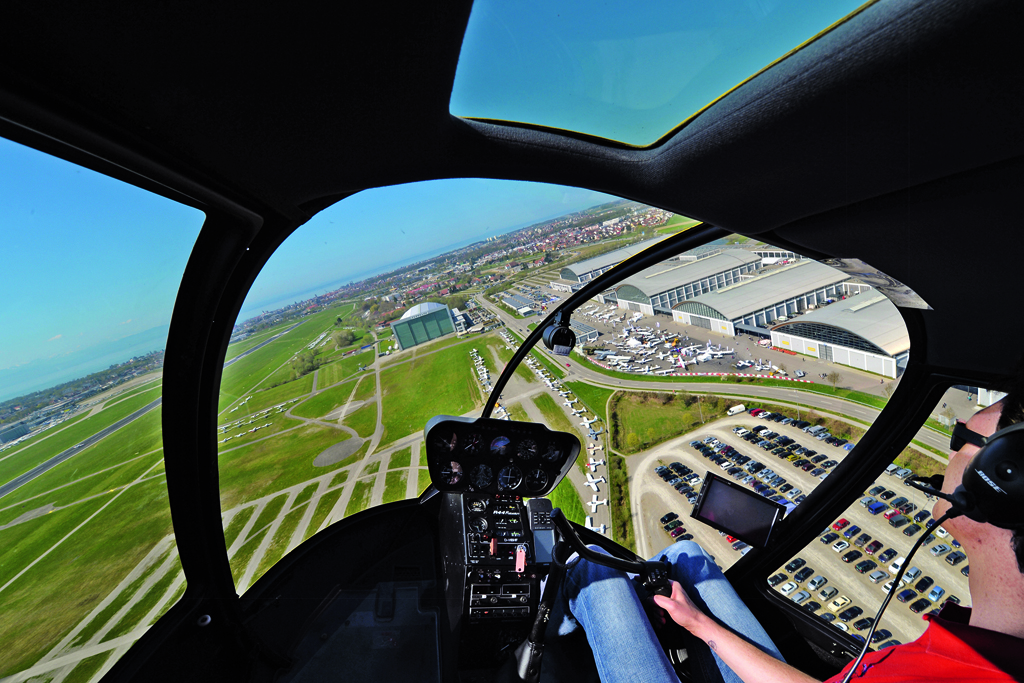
[652,580,705,631]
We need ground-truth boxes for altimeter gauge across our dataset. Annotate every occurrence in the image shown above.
[517,438,538,460]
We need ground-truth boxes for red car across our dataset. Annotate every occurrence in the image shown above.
[670,526,687,538]
[832,519,850,531]
[865,540,884,555]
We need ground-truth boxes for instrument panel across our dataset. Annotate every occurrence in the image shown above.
[425,415,579,497]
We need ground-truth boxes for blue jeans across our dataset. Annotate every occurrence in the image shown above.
[541,541,785,683]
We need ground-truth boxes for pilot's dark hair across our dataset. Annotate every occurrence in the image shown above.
[995,358,1024,574]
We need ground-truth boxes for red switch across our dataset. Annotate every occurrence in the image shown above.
[490,537,498,556]
[515,544,527,573]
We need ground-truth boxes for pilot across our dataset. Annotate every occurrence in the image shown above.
[545,390,1024,682]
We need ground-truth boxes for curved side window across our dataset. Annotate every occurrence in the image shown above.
[0,138,204,680]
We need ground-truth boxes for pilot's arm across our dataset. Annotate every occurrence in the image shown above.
[654,581,820,683]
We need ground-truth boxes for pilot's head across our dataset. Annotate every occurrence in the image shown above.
[934,377,1024,576]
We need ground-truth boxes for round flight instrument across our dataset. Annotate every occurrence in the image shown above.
[497,465,523,491]
[469,516,488,532]
[517,438,538,460]
[541,444,562,462]
[470,464,493,489]
[525,468,548,492]
[439,461,463,485]
[431,431,457,453]
[490,436,511,456]
[468,499,487,513]
[462,433,483,454]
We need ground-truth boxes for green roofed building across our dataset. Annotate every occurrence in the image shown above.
[392,301,455,351]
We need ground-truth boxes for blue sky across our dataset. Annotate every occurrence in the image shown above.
[239,179,615,318]
[1,137,613,400]
[451,0,867,145]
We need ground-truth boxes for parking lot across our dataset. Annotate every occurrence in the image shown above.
[634,409,969,648]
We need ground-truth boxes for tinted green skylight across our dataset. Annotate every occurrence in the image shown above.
[451,0,869,146]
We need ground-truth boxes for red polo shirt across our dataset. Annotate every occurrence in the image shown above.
[827,604,1022,681]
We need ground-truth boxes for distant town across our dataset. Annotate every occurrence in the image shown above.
[2,198,667,449]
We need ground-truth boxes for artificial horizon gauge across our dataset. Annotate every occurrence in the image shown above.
[440,461,463,485]
[518,439,538,460]
[497,465,523,491]
[490,436,511,456]
[469,516,488,532]
[470,464,494,489]
[525,468,548,492]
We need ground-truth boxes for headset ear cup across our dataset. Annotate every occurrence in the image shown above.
[959,422,1024,529]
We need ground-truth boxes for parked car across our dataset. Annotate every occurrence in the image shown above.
[784,558,807,573]
[780,582,799,595]
[808,575,828,591]
[868,570,889,584]
[818,586,839,601]
[909,598,932,613]
[945,551,967,566]
[827,595,851,613]
[879,548,898,563]
[896,589,918,603]
[820,532,839,545]
[841,550,863,563]
[865,540,883,555]
[832,540,850,553]
[930,544,951,557]
[794,566,814,582]
[791,591,811,604]
[838,606,864,622]
[768,573,788,587]
[854,560,877,573]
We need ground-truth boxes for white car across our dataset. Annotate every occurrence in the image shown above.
[888,557,905,574]
[881,579,905,593]
[780,582,798,595]
[936,526,949,538]
[832,540,850,552]
[834,622,849,632]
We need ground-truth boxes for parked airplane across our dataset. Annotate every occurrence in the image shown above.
[584,516,608,535]
[580,416,598,426]
[585,472,606,492]
[563,399,578,407]
[587,495,608,512]
[587,458,605,472]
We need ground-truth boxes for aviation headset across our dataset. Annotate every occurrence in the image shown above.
[911,419,1024,529]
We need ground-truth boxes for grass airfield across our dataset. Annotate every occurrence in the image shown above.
[0,304,590,683]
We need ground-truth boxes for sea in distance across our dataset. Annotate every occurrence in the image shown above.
[237,227,514,322]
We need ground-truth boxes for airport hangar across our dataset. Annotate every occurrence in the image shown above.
[769,293,910,379]
[608,250,763,316]
[392,301,456,351]
[670,259,873,337]
[557,236,668,284]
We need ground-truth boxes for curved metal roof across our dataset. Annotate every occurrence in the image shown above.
[615,250,760,299]
[772,293,909,357]
[400,301,448,319]
[672,260,848,320]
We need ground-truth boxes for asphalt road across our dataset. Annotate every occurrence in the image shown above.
[0,398,163,500]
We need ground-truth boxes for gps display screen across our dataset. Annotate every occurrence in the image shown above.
[691,473,787,548]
